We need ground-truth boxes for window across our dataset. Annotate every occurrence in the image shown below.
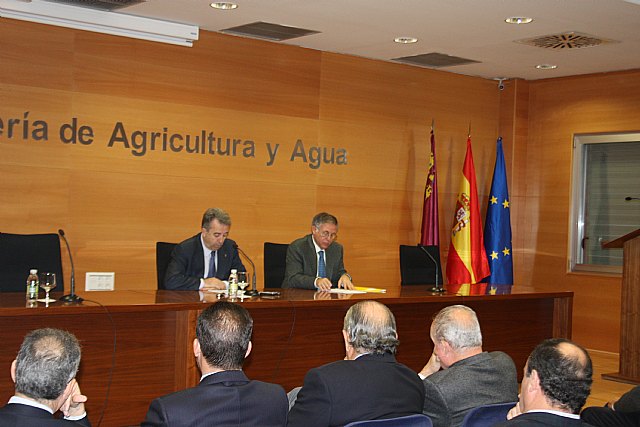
[570,132,640,273]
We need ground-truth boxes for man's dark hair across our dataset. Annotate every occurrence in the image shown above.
[15,328,81,401]
[311,212,338,228]
[196,301,253,370]
[526,338,593,414]
[343,300,399,355]
[201,208,232,229]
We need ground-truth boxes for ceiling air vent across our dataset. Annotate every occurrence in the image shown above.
[221,21,320,41]
[43,0,144,11]
[516,32,616,49]
[393,52,479,68]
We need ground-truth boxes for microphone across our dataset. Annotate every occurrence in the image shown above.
[625,197,640,201]
[233,244,259,296]
[59,229,83,303]
[417,244,445,293]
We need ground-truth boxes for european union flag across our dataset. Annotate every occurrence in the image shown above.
[483,137,513,285]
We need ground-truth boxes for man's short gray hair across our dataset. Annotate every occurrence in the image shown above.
[343,300,399,355]
[311,212,338,229]
[431,305,482,350]
[14,328,81,401]
[202,208,231,229]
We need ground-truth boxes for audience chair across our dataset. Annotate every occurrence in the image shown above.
[399,244,443,285]
[0,232,64,292]
[263,242,289,288]
[156,242,177,290]
[460,402,516,427]
[345,414,433,427]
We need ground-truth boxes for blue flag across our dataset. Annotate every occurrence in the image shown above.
[483,137,513,285]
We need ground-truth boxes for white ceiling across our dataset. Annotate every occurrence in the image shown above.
[24,0,640,80]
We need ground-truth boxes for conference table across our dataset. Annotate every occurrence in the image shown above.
[0,286,572,426]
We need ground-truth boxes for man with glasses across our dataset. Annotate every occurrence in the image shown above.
[283,212,353,290]
[164,208,245,290]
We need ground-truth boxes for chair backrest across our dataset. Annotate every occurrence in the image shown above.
[345,414,433,427]
[263,242,289,288]
[399,245,443,285]
[0,232,64,292]
[156,242,177,290]
[460,402,516,427]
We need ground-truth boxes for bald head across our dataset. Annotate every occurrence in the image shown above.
[525,338,593,414]
[343,301,399,355]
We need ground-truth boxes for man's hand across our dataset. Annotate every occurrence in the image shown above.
[506,400,523,420]
[202,277,226,290]
[315,278,333,291]
[338,274,354,290]
[419,352,441,378]
[60,379,87,418]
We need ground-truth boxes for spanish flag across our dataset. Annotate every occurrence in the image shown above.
[446,136,490,294]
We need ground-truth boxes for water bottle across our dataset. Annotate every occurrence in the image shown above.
[229,269,238,297]
[26,269,39,301]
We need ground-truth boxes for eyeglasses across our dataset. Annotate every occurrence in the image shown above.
[314,228,338,240]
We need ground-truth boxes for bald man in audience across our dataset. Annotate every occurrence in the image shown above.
[495,338,594,426]
[287,300,424,427]
[418,305,518,427]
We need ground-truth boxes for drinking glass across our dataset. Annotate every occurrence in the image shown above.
[37,272,57,303]
[237,271,249,295]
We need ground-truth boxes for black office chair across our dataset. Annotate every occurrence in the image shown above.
[0,232,65,292]
[156,242,177,290]
[399,244,443,286]
[263,242,289,288]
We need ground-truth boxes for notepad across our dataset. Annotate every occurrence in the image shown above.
[353,286,387,293]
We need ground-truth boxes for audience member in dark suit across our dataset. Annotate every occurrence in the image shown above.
[142,301,288,427]
[287,300,425,427]
[0,328,90,426]
[164,207,245,290]
[418,305,518,427]
[283,212,353,290]
[494,338,594,427]
[581,385,640,427]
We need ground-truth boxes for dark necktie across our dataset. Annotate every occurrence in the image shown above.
[207,251,216,278]
[318,250,326,278]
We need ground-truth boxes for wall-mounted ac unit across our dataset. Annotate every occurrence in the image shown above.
[0,0,199,47]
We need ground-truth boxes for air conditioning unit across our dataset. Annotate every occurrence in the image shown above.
[0,0,199,47]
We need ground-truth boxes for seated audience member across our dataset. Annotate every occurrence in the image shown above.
[164,207,245,290]
[287,300,425,427]
[0,328,90,426]
[494,338,594,426]
[418,305,518,427]
[142,301,288,427]
[581,385,640,427]
[283,212,353,290]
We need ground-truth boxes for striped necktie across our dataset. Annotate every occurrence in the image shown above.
[318,250,326,278]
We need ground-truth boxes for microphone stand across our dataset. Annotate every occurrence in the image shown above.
[59,229,83,303]
[236,245,259,296]
[418,244,445,293]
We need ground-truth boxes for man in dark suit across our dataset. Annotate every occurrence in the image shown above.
[142,301,288,427]
[283,212,353,290]
[495,338,594,426]
[164,207,245,290]
[0,328,90,426]
[582,386,640,427]
[418,305,518,427]
[287,300,425,427]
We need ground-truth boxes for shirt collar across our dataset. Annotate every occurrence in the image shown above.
[526,409,580,419]
[8,396,54,414]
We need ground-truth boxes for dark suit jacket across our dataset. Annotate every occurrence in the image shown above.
[0,403,91,427]
[287,353,425,427]
[282,234,347,289]
[581,385,640,427]
[141,370,288,427]
[164,234,245,290]
[422,351,518,427]
[494,412,595,426]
